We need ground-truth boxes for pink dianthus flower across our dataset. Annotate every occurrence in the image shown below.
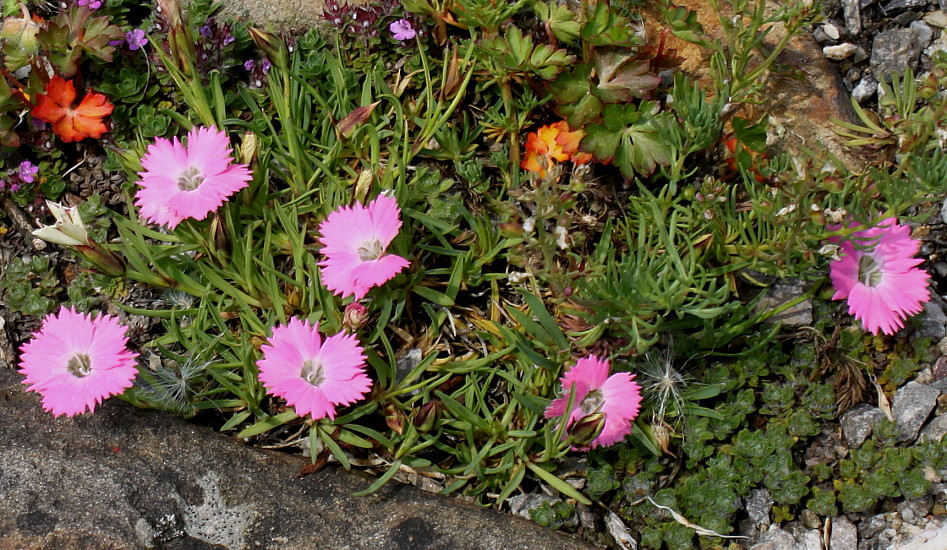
[134,126,252,229]
[257,318,372,420]
[19,306,139,417]
[318,194,410,300]
[829,217,930,335]
[544,355,642,450]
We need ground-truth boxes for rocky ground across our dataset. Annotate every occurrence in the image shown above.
[741,2,947,549]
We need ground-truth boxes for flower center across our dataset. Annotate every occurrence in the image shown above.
[67,353,92,378]
[579,389,604,415]
[177,166,204,191]
[300,359,326,386]
[858,254,884,287]
[357,239,384,262]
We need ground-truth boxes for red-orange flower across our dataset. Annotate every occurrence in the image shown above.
[32,76,114,143]
[724,134,766,183]
[522,121,589,177]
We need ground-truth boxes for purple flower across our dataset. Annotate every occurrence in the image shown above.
[389,19,416,41]
[78,0,102,9]
[223,33,235,46]
[125,29,148,51]
[18,161,38,184]
[199,25,212,38]
[10,183,20,192]
[243,59,256,71]
[261,59,271,73]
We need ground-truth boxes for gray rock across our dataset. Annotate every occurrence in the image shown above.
[840,404,885,447]
[752,524,823,550]
[830,516,858,550]
[746,488,773,530]
[751,525,797,550]
[508,493,561,520]
[870,27,931,80]
[921,413,947,444]
[843,0,862,34]
[892,520,947,549]
[786,523,824,550]
[799,529,824,550]
[883,0,933,11]
[923,10,947,28]
[604,511,637,550]
[859,514,888,539]
[0,369,590,550]
[756,280,813,328]
[813,26,836,45]
[914,293,947,342]
[852,75,879,103]
[926,25,947,58]
[216,0,326,30]
[910,21,935,49]
[892,381,940,443]
[852,46,869,64]
[800,509,822,530]
[897,498,932,525]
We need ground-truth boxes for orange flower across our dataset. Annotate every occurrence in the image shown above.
[723,135,766,183]
[32,76,114,143]
[522,121,588,177]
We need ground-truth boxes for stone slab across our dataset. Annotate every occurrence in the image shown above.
[0,368,591,550]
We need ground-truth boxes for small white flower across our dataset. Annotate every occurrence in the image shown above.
[819,243,841,261]
[824,207,847,225]
[775,204,797,217]
[32,200,90,247]
[554,226,570,249]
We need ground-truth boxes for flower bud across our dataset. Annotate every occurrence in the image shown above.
[383,402,406,435]
[239,132,258,166]
[248,28,289,71]
[0,5,41,55]
[75,243,126,278]
[567,412,606,448]
[411,401,440,433]
[209,212,231,258]
[342,302,368,332]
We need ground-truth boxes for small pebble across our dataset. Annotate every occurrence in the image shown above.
[843,0,861,34]
[923,10,947,28]
[884,0,932,11]
[853,46,869,64]
[824,43,859,60]
[852,75,879,102]
[903,507,916,523]
[822,22,841,40]
[813,26,836,44]
[911,20,934,47]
